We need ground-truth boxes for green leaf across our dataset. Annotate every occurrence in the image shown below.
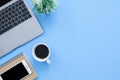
[33,0,57,14]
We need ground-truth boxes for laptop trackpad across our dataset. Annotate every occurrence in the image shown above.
[0,26,28,53]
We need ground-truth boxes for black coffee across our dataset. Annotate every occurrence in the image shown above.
[35,44,49,59]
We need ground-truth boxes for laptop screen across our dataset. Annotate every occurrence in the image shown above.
[0,0,12,7]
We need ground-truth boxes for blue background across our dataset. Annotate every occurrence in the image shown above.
[0,0,120,80]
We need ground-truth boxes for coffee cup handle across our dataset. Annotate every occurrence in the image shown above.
[46,59,50,64]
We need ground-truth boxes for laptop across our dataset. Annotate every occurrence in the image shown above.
[0,0,43,57]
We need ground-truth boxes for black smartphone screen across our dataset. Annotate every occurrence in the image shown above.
[0,0,12,7]
[1,62,29,80]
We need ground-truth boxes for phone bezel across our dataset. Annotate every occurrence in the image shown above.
[0,60,32,80]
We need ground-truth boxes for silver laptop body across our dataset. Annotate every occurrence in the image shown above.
[0,0,43,57]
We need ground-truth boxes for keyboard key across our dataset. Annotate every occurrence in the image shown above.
[21,11,29,17]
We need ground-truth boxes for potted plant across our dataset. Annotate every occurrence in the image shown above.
[33,0,57,15]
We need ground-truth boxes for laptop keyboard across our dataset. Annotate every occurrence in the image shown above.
[0,0,32,35]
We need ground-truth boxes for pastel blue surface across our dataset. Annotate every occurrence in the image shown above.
[0,0,120,80]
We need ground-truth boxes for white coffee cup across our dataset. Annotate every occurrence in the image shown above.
[32,43,51,64]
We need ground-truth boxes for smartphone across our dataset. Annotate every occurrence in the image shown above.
[0,60,32,80]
